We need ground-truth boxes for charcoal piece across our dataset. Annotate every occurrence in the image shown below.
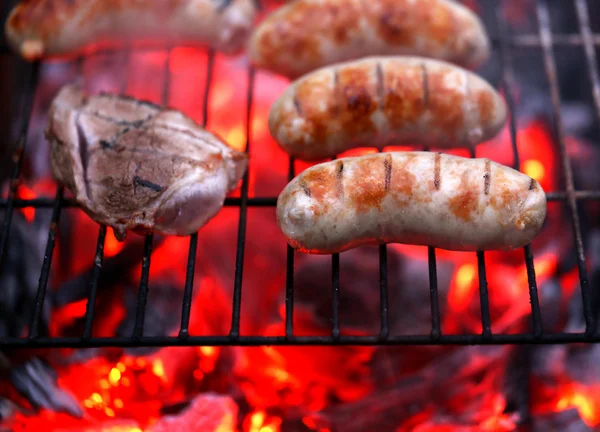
[291,247,452,335]
[532,409,591,432]
[503,347,532,428]
[589,229,600,315]
[117,282,183,355]
[9,358,82,418]
[0,211,51,338]
[0,398,21,422]
[52,234,165,308]
[150,393,237,432]
[539,278,566,332]
[0,56,17,182]
[322,346,512,431]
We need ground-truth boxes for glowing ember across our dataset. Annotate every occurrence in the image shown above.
[556,387,600,427]
[3,3,595,428]
[245,410,282,432]
[521,159,545,184]
[16,183,36,222]
[449,262,477,311]
[105,227,125,257]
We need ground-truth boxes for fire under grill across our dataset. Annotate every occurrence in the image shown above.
[2,0,600,430]
[0,0,598,350]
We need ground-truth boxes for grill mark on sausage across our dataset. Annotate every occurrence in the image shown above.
[529,178,537,190]
[483,159,491,195]
[421,63,429,108]
[293,93,304,117]
[336,161,344,197]
[384,153,392,192]
[434,152,441,190]
[300,180,311,197]
[375,61,385,109]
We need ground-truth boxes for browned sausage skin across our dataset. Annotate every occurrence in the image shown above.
[277,152,547,254]
[269,56,507,161]
[5,0,257,60]
[250,0,490,79]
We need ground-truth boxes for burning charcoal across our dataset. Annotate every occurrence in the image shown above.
[589,230,600,313]
[117,282,183,355]
[533,409,591,432]
[0,397,27,422]
[0,211,51,338]
[0,56,18,181]
[292,246,452,335]
[149,393,238,432]
[46,84,248,240]
[321,346,515,431]
[8,358,82,418]
[503,347,532,426]
[52,234,165,308]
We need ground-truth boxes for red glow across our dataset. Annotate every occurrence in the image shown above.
[105,228,125,257]
[16,183,36,222]
[555,385,600,426]
[533,379,600,427]
[5,23,593,430]
[477,119,557,193]
[50,299,88,335]
[449,263,477,311]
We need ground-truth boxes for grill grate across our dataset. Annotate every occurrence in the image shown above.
[1,0,600,348]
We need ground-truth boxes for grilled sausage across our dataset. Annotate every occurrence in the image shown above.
[277,152,547,253]
[5,0,258,60]
[249,0,490,79]
[269,57,507,161]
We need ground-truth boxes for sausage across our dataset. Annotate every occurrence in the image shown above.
[5,0,258,60]
[277,152,547,253]
[249,0,490,79]
[269,56,507,161]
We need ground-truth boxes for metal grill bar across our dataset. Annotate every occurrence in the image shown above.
[331,253,341,340]
[285,158,296,339]
[3,191,600,210]
[180,50,215,338]
[493,0,544,337]
[229,66,255,339]
[477,251,492,338]
[8,332,600,348]
[468,142,492,339]
[0,1,599,349]
[428,247,441,340]
[133,233,153,338]
[132,49,172,339]
[379,244,389,340]
[0,61,39,265]
[7,34,600,58]
[575,0,600,146]
[28,187,63,338]
[536,0,595,336]
[83,225,106,340]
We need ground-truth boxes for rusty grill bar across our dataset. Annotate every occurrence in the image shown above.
[1,0,600,348]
